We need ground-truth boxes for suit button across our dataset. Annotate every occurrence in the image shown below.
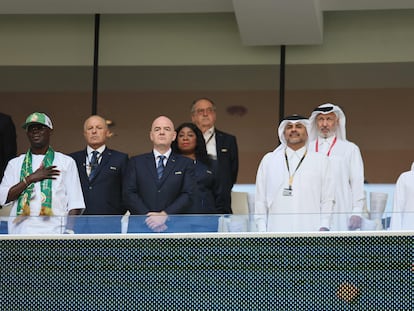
[89,186,93,190]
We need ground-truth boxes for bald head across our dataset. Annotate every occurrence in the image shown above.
[83,115,110,149]
[150,116,176,153]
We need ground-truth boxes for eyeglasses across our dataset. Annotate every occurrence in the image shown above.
[193,107,215,115]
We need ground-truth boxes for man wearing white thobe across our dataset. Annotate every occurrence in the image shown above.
[391,163,414,230]
[308,103,365,231]
[254,115,335,232]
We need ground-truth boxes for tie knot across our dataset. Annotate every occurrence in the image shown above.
[157,155,166,179]
[90,151,99,164]
[158,155,166,166]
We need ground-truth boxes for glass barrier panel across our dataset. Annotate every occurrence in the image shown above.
[0,212,412,235]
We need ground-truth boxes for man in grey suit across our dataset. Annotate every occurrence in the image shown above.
[70,115,128,233]
[123,115,194,233]
[191,98,239,214]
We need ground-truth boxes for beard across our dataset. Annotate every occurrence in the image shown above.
[319,128,334,138]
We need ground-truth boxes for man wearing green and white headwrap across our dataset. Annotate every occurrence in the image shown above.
[0,112,85,234]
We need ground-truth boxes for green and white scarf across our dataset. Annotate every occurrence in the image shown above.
[16,147,55,220]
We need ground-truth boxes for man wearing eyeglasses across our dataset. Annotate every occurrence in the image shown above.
[0,112,85,234]
[191,98,239,214]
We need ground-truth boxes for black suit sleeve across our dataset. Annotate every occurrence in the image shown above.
[0,114,17,178]
[230,135,239,185]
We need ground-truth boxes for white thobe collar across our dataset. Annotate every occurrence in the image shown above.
[317,135,336,154]
[285,145,307,160]
[318,135,335,146]
[285,145,307,170]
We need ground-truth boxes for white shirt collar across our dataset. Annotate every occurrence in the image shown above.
[203,126,215,139]
[153,149,172,159]
[87,145,106,155]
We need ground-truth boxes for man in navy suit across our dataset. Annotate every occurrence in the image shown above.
[70,115,128,233]
[191,98,239,214]
[123,115,194,233]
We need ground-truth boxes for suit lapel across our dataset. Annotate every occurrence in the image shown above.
[147,153,159,181]
[78,150,89,181]
[99,148,111,170]
[162,154,175,179]
[157,153,177,185]
[215,130,223,157]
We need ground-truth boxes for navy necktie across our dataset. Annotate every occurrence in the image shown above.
[89,151,99,181]
[157,155,166,179]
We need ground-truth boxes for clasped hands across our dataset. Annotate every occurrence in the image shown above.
[145,211,168,232]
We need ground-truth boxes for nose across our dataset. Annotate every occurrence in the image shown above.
[291,125,300,132]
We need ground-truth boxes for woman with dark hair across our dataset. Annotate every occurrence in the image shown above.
[172,123,225,230]
[172,122,210,167]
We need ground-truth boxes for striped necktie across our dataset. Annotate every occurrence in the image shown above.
[157,155,166,179]
[89,151,99,180]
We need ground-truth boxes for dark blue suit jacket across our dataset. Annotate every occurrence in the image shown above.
[70,147,129,215]
[191,160,225,214]
[123,152,195,215]
[214,129,238,213]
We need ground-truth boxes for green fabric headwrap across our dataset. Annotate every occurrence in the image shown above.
[16,147,55,220]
